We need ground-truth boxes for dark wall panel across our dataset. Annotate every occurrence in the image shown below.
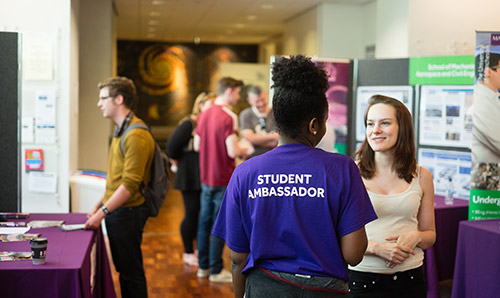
[0,32,20,212]
[357,58,409,86]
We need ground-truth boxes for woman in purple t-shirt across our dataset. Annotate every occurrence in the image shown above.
[212,55,377,298]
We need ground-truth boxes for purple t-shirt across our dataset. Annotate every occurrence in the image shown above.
[212,143,377,280]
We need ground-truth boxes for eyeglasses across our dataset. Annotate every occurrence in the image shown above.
[99,95,116,101]
[490,65,500,71]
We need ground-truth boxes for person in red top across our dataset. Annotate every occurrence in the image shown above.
[194,77,248,283]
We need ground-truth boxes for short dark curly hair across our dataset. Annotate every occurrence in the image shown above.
[271,55,329,139]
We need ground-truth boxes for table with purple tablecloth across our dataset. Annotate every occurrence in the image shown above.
[425,196,469,298]
[451,219,500,298]
[0,213,116,298]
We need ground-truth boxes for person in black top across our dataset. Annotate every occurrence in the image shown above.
[166,92,215,266]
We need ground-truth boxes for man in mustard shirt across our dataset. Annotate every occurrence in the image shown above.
[84,76,155,298]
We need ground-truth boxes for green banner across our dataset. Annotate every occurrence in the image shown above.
[469,189,500,220]
[409,56,474,85]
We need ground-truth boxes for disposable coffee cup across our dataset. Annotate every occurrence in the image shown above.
[30,237,48,265]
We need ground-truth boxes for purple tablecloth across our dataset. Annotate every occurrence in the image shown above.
[425,196,469,298]
[0,213,116,298]
[452,219,500,298]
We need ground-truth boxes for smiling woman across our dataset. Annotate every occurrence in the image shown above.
[365,103,399,154]
[350,95,436,298]
[357,95,417,182]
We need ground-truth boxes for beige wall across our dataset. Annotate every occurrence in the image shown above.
[283,6,319,56]
[408,0,500,57]
[375,0,409,58]
[78,0,114,172]
[278,0,500,60]
[318,3,367,59]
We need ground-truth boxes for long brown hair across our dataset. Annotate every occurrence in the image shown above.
[355,95,416,183]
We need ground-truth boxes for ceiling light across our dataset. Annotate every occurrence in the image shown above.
[148,20,160,26]
[147,33,156,38]
[152,0,164,5]
[149,11,161,17]
[261,4,274,10]
[246,15,257,21]
[235,23,245,29]
[194,36,201,44]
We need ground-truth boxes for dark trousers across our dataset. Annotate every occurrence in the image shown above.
[105,203,149,298]
[180,190,201,253]
[245,268,348,298]
[348,267,426,298]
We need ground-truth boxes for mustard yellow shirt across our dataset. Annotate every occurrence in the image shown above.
[103,117,155,207]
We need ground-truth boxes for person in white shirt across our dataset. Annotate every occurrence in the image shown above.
[472,52,500,163]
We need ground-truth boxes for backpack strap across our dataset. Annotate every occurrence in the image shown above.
[120,122,150,156]
[119,122,154,198]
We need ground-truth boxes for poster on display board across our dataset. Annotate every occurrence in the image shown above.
[409,55,474,86]
[469,31,500,220]
[313,59,351,155]
[355,86,413,142]
[418,148,471,200]
[469,162,500,219]
[418,86,473,148]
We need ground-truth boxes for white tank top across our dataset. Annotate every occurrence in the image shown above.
[349,167,424,273]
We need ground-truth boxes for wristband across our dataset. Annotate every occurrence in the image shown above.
[101,205,110,215]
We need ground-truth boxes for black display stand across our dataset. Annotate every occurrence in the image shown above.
[349,58,411,155]
[356,58,409,86]
[0,32,21,212]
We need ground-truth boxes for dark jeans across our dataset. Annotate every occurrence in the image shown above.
[348,267,426,298]
[196,184,226,274]
[245,268,348,298]
[105,203,149,298]
[180,190,201,253]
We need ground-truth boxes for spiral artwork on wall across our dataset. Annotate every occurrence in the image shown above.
[118,40,258,129]
[136,45,188,123]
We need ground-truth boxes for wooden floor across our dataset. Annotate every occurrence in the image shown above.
[105,185,234,298]
[104,186,454,298]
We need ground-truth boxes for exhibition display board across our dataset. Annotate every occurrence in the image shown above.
[409,55,474,86]
[418,148,471,200]
[410,57,474,206]
[469,31,500,220]
[313,59,352,155]
[352,58,411,154]
[354,56,478,294]
[270,56,353,155]
[355,85,413,142]
[418,86,473,148]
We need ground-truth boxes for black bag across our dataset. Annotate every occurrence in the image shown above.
[120,122,170,217]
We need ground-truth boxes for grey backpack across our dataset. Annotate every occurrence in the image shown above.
[120,122,170,217]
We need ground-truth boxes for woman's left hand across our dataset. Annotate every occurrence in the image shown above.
[385,231,422,268]
[386,231,422,250]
